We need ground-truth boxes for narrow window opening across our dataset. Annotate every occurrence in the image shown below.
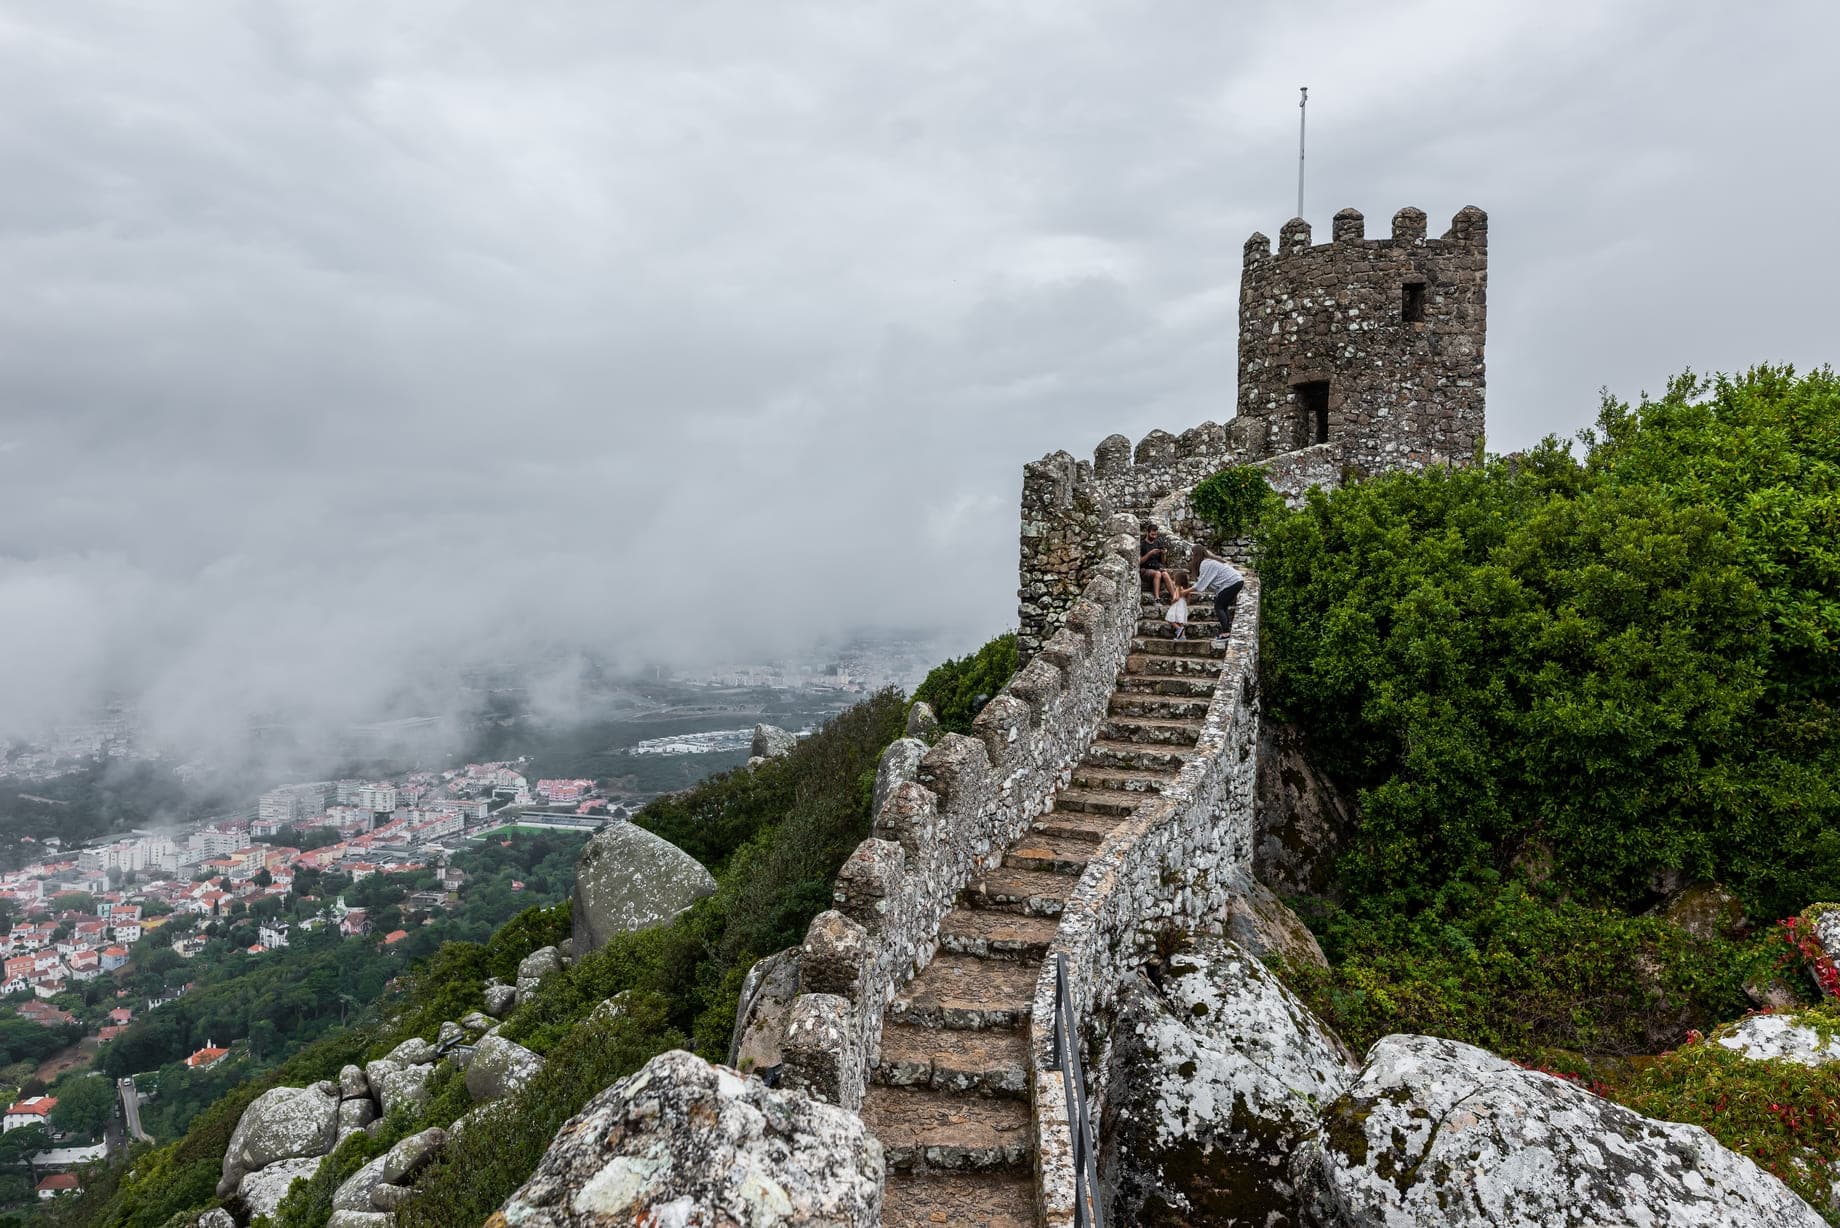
[1296,380,1330,446]
[1402,282,1427,323]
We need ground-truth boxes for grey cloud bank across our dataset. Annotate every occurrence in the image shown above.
[1,1,1835,750]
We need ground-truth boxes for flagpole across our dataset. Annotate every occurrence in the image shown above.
[1297,86,1308,219]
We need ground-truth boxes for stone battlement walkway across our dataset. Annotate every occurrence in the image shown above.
[870,591,1230,1226]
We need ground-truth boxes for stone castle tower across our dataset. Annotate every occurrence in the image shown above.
[1237,205,1488,474]
[1015,204,1488,659]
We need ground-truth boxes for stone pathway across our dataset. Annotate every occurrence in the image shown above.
[868,592,1226,1225]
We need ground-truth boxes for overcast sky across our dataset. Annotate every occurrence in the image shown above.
[1,1,1835,754]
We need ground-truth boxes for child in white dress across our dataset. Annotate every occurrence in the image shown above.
[1164,570,1194,639]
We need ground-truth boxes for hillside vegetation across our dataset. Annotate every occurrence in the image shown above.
[1222,366,1840,1210]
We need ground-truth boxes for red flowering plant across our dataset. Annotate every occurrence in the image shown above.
[1777,915,1840,1000]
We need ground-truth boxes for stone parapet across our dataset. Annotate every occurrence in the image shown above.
[779,536,1144,1111]
[1029,574,1262,1226]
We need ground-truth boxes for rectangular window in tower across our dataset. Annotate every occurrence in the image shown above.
[1296,380,1330,446]
[1402,282,1427,323]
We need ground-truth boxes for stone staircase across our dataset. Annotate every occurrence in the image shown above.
[866,592,1227,1226]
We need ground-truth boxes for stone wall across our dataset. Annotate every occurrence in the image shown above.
[1260,440,1343,507]
[1238,206,1487,477]
[1019,423,1239,662]
[780,526,1145,1110]
[1030,574,1261,1227]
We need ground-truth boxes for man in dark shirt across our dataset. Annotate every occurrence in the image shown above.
[1140,524,1174,601]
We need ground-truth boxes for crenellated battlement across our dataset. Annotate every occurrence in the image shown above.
[1243,205,1487,265]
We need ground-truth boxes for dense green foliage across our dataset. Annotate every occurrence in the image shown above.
[1258,367,1840,915]
[911,632,1018,734]
[1277,875,1789,1064]
[1192,464,1281,541]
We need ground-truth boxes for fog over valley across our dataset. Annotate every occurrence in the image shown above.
[3,1,1836,771]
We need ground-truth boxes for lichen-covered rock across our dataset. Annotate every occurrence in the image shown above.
[751,723,799,760]
[728,946,801,1075]
[338,1096,377,1132]
[484,981,519,1017]
[235,1154,325,1220]
[517,945,563,998]
[1717,1013,1840,1065]
[326,1212,396,1228]
[461,1010,495,1033]
[218,1083,341,1196]
[1221,864,1327,970]
[386,1035,436,1066]
[197,1208,237,1228]
[1664,882,1749,941]
[489,1049,881,1226]
[570,822,718,955]
[333,1127,448,1212]
[1253,722,1353,898]
[1296,1034,1826,1226]
[904,702,940,742]
[337,1063,370,1101]
[871,737,926,822]
[1105,939,1354,1224]
[466,1032,545,1102]
[371,1061,433,1118]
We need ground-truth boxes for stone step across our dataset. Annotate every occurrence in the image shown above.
[1135,618,1221,638]
[889,953,1037,1030]
[1114,673,1219,698]
[1081,740,1193,773]
[1097,715,1205,747]
[1033,809,1125,843]
[1131,635,1224,658]
[938,908,1058,962]
[1049,786,1141,816]
[1005,832,1097,875]
[861,1085,1034,1172]
[1109,692,1213,721]
[875,1021,1028,1099]
[964,865,1077,916]
[1124,652,1224,678]
[1069,764,1180,793]
[881,1169,1036,1228]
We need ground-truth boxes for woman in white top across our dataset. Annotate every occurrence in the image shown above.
[1188,547,1245,644]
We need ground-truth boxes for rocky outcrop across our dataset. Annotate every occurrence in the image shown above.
[1104,939,1354,1224]
[752,723,799,760]
[483,980,519,1017]
[570,822,718,955]
[1663,882,1749,940]
[488,1049,882,1227]
[1221,864,1328,970]
[1253,722,1353,898]
[1295,1034,1825,1226]
[236,1155,325,1220]
[903,701,940,741]
[728,946,800,1076]
[466,1033,545,1102]
[333,1127,449,1219]
[1717,1013,1840,1065]
[218,1083,341,1197]
[517,945,564,999]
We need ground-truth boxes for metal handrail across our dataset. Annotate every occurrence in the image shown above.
[1052,953,1103,1228]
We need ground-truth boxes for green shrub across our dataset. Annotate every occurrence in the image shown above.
[912,632,1018,735]
[1192,464,1281,540]
[1258,367,1840,915]
[1274,877,1794,1065]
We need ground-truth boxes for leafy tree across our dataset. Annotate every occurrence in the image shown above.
[48,1074,114,1139]
[1191,464,1282,540]
[911,633,1018,735]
